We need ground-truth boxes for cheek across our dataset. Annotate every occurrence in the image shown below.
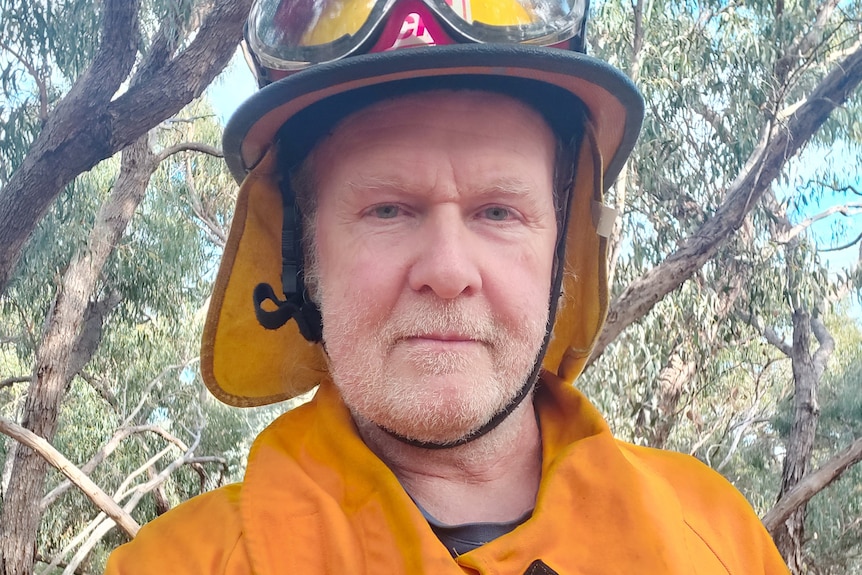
[475,260,549,332]
[318,237,406,312]
[495,234,556,296]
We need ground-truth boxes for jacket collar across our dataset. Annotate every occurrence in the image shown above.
[240,374,694,574]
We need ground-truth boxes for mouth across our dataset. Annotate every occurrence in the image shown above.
[395,333,488,356]
[411,332,477,342]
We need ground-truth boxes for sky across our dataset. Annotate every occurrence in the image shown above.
[206,49,257,124]
[780,141,862,280]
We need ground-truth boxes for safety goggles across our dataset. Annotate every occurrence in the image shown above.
[246,0,588,80]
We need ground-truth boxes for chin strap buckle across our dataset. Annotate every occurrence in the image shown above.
[253,283,322,342]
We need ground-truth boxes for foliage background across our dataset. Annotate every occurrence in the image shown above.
[1,0,861,573]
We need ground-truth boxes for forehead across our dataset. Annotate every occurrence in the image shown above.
[308,90,556,182]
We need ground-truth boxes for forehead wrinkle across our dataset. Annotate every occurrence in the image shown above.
[346,174,436,198]
[470,176,539,199]
[342,174,551,207]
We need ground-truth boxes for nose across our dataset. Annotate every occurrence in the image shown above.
[407,208,482,299]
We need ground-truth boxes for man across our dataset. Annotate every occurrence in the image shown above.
[106,0,790,573]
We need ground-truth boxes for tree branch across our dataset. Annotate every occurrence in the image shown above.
[763,327,793,357]
[0,376,30,390]
[0,416,139,537]
[109,0,252,147]
[154,141,223,164]
[763,436,862,533]
[183,157,228,247]
[77,371,119,411]
[34,553,86,575]
[120,357,200,427]
[737,310,794,356]
[44,434,211,573]
[67,289,123,380]
[774,0,842,85]
[40,423,195,510]
[822,229,862,252]
[774,202,862,243]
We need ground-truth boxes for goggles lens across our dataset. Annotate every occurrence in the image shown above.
[248,0,586,72]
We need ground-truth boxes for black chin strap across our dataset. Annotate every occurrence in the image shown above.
[253,283,322,342]
[252,170,323,342]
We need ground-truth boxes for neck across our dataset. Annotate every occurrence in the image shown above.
[355,400,542,525]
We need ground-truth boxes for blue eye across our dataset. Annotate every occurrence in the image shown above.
[483,206,510,221]
[372,205,400,219]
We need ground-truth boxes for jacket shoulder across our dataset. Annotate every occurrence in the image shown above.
[619,442,789,574]
[105,483,249,575]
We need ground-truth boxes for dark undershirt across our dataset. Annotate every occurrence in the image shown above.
[413,500,532,557]
[407,410,542,556]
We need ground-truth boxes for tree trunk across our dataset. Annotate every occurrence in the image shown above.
[771,308,827,573]
[0,137,154,575]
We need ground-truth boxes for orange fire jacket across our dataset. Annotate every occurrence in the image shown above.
[105,373,789,574]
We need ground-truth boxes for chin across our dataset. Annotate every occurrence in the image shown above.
[346,376,511,444]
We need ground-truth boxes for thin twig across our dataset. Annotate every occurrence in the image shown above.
[0,39,49,121]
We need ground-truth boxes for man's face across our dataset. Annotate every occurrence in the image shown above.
[311,90,558,445]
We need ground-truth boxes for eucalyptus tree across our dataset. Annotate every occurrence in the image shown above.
[0,98,282,574]
[582,0,862,571]
[0,1,252,572]
[2,0,862,573]
[0,0,251,293]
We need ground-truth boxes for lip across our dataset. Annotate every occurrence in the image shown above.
[396,334,486,353]
[406,333,479,343]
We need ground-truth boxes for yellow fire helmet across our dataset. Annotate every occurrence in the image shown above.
[204,0,644,411]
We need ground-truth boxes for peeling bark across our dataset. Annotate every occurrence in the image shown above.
[648,351,698,448]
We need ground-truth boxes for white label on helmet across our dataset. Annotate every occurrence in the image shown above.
[592,201,618,238]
